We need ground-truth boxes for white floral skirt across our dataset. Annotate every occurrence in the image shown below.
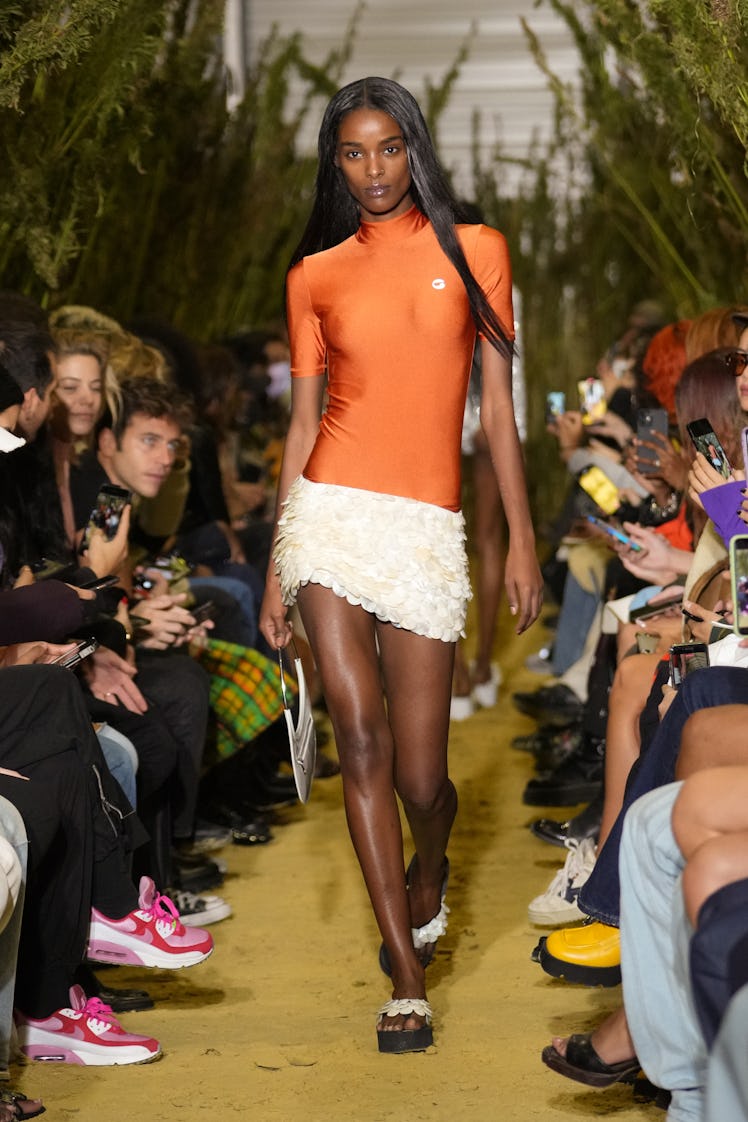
[273,476,471,642]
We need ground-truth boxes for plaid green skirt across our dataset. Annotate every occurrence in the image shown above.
[190,638,296,764]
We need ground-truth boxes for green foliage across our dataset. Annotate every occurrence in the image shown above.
[0,1,353,335]
[474,0,748,519]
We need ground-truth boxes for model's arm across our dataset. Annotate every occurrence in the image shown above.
[259,374,326,649]
[479,338,543,633]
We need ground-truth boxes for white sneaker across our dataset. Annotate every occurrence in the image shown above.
[527,837,596,926]
[471,663,503,709]
[169,888,232,926]
[449,694,475,721]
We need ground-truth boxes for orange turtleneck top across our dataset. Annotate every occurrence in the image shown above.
[286,205,514,512]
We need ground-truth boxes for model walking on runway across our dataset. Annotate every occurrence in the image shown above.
[260,76,542,1053]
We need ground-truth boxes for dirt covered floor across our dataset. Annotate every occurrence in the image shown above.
[22,616,657,1121]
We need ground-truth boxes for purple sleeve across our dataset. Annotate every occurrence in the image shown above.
[0,582,86,644]
[699,480,746,548]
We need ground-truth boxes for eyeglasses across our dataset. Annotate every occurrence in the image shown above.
[726,349,748,376]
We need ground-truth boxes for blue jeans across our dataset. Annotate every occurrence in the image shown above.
[0,798,25,1075]
[706,982,748,1121]
[579,666,748,925]
[620,783,705,1122]
[551,571,600,676]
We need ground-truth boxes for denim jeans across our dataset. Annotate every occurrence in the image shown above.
[96,724,138,809]
[620,783,705,1122]
[0,797,25,1075]
[551,570,600,676]
[706,982,748,1121]
[579,666,748,925]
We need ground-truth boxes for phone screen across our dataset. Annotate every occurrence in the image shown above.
[731,535,748,635]
[686,418,731,478]
[578,378,607,425]
[669,642,710,687]
[82,485,131,550]
[545,391,566,424]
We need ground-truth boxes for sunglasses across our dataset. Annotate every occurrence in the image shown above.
[726,349,748,376]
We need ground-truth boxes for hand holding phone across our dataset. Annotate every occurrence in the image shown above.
[686,418,732,479]
[49,637,100,669]
[586,515,644,552]
[578,466,620,515]
[81,485,132,551]
[730,535,748,635]
[635,408,669,476]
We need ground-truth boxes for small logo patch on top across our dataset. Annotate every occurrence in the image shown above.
[431,278,446,290]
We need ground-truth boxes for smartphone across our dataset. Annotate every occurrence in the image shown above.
[578,378,607,425]
[730,534,748,635]
[586,515,644,552]
[669,642,710,687]
[81,485,132,550]
[50,637,100,669]
[578,465,620,515]
[190,600,215,625]
[629,590,684,623]
[636,408,669,475]
[686,418,732,478]
[78,574,120,592]
[545,391,566,424]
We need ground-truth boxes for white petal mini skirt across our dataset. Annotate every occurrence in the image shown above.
[273,475,471,643]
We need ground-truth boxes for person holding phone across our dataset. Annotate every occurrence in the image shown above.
[259,76,542,1052]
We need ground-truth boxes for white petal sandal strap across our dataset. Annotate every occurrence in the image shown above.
[377,998,433,1022]
[412,901,449,949]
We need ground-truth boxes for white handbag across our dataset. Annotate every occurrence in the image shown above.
[277,645,317,804]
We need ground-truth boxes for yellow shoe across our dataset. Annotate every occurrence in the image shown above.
[538,920,621,986]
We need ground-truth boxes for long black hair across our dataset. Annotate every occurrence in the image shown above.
[290,77,513,358]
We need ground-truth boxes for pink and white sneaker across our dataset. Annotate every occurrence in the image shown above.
[86,876,213,969]
[15,985,161,1066]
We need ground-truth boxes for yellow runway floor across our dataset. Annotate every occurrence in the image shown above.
[23,617,657,1121]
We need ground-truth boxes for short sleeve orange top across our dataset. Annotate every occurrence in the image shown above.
[286,205,514,512]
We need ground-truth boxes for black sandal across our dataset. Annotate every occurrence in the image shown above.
[376,999,433,1054]
[0,1090,45,1120]
[541,1033,641,1088]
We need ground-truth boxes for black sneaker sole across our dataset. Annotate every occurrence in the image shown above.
[538,943,621,987]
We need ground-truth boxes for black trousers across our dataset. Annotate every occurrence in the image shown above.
[0,665,139,1017]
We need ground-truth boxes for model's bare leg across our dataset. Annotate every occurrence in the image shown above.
[471,436,505,683]
[598,653,659,847]
[296,585,431,1033]
[377,618,457,957]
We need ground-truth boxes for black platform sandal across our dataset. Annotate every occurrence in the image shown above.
[376,999,433,1054]
[541,1033,640,1088]
[379,857,450,977]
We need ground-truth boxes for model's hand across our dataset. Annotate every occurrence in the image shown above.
[259,573,293,649]
[505,540,543,635]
